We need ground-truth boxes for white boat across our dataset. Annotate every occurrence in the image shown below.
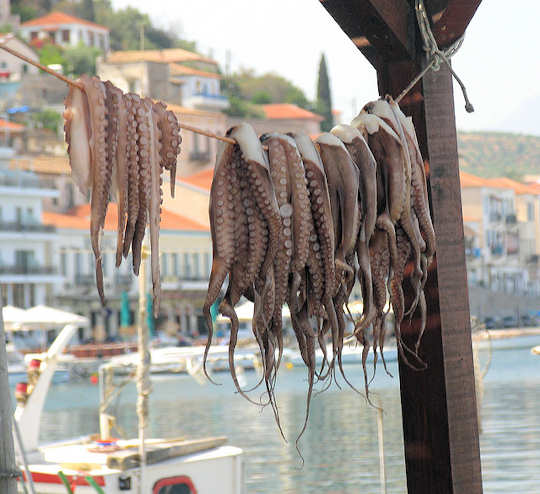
[108,343,261,376]
[286,342,398,367]
[532,345,540,355]
[14,325,244,494]
[7,342,70,386]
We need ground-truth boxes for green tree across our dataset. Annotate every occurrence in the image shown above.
[316,53,333,131]
[251,91,271,104]
[31,109,62,133]
[80,0,95,21]
[38,43,65,68]
[63,43,102,76]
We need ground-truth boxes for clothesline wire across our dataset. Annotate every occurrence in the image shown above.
[0,36,238,146]
[0,7,472,151]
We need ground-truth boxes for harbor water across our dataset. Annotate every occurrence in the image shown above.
[38,335,540,493]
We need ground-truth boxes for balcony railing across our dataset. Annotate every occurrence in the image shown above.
[189,150,211,162]
[0,221,55,233]
[74,273,133,286]
[489,212,502,222]
[490,245,504,256]
[0,265,57,275]
[0,174,56,189]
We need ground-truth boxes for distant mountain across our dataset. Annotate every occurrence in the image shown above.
[457,131,540,180]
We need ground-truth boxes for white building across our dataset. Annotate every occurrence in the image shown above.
[0,36,38,82]
[19,12,110,52]
[98,48,228,111]
[43,203,212,340]
[0,147,61,308]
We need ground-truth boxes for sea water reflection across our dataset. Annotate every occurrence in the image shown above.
[39,335,540,493]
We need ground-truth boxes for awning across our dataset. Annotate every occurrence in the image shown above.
[2,305,27,330]
[17,305,89,330]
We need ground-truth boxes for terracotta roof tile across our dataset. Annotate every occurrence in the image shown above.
[43,203,209,232]
[21,12,109,31]
[262,104,324,121]
[180,168,213,191]
[460,171,489,188]
[106,49,216,65]
[486,177,539,195]
[169,63,221,79]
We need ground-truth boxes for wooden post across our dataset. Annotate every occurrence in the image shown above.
[0,297,18,494]
[377,59,483,493]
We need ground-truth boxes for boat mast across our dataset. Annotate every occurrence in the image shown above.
[0,296,18,494]
[136,242,151,493]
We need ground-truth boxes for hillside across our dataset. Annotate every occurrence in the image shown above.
[457,131,540,180]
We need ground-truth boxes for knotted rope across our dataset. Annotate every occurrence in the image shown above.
[396,0,474,112]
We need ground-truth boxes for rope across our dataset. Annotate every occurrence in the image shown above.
[0,469,22,479]
[396,0,474,113]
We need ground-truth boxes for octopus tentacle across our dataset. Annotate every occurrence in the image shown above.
[148,101,163,316]
[203,140,238,381]
[316,133,360,291]
[79,75,108,305]
[63,82,92,195]
[153,102,182,197]
[132,98,151,276]
[122,93,140,258]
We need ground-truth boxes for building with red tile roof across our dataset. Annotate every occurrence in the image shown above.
[180,168,213,192]
[261,104,323,121]
[20,12,109,51]
[43,203,208,232]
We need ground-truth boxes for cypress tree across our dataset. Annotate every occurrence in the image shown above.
[81,0,96,22]
[316,53,333,132]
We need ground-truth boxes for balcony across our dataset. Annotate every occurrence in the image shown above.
[490,245,504,256]
[74,273,133,286]
[505,214,517,224]
[183,92,229,111]
[0,221,55,233]
[0,174,56,189]
[0,264,57,275]
[189,150,211,162]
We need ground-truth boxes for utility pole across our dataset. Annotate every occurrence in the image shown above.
[0,295,18,494]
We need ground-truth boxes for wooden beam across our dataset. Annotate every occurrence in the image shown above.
[319,0,415,67]
[428,0,482,48]
[378,59,483,494]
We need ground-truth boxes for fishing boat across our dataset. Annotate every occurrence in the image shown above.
[107,343,261,376]
[14,322,244,494]
[286,342,398,368]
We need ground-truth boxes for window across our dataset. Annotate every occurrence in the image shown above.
[79,30,83,42]
[153,476,196,494]
[16,206,22,224]
[527,202,534,221]
[60,252,67,276]
[99,34,105,49]
[203,252,210,277]
[75,252,82,276]
[22,64,28,74]
[62,29,70,43]
[0,62,6,68]
[162,253,168,277]
[30,31,38,41]
[183,253,191,278]
[172,253,179,276]
[193,253,200,278]
[88,31,95,46]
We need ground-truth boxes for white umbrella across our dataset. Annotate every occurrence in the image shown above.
[20,305,89,329]
[2,305,28,331]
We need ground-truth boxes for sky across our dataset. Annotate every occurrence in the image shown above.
[111,0,540,136]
